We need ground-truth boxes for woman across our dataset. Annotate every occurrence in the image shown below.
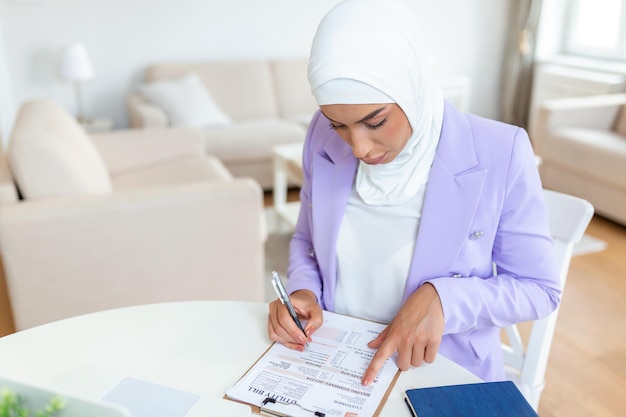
[268,0,559,385]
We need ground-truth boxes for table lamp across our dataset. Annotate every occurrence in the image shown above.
[59,41,94,124]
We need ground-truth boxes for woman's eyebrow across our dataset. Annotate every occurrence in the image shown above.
[321,105,388,125]
[355,105,388,123]
[320,110,339,124]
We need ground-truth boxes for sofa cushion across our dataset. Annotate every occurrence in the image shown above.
[543,127,626,190]
[112,155,232,190]
[0,151,18,205]
[200,119,306,163]
[146,61,279,121]
[8,99,113,199]
[614,104,626,137]
[271,59,318,122]
[138,73,231,128]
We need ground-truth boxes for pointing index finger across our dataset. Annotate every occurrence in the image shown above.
[361,341,396,386]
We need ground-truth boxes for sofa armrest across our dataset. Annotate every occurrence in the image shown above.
[90,127,206,175]
[531,93,626,156]
[0,178,267,330]
[127,93,169,129]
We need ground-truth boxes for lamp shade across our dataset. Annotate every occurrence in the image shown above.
[59,42,94,82]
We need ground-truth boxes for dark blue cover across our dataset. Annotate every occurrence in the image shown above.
[404,381,539,417]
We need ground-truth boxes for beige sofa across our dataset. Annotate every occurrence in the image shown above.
[531,93,626,225]
[0,99,267,331]
[127,59,317,189]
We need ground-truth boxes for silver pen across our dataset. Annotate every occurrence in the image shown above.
[271,271,308,344]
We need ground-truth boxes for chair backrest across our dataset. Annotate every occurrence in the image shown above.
[502,189,594,410]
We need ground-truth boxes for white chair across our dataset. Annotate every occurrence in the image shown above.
[501,189,594,410]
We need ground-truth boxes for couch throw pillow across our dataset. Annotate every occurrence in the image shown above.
[8,98,113,199]
[138,73,231,128]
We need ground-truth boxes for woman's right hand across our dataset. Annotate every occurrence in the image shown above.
[268,289,323,352]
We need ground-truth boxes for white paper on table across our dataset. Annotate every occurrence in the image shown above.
[102,377,250,417]
[226,310,399,417]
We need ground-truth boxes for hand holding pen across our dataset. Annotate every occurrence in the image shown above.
[268,271,322,352]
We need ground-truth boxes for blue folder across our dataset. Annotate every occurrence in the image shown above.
[404,381,539,417]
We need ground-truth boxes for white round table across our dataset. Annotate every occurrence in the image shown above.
[0,301,480,416]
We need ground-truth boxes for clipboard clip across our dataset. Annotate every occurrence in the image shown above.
[260,397,326,417]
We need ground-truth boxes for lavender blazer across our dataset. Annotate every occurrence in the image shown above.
[286,101,560,381]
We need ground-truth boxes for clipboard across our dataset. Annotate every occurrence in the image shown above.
[224,310,401,417]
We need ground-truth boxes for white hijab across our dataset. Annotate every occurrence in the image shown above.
[308,0,444,206]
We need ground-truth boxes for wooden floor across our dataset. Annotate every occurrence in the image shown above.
[537,215,626,417]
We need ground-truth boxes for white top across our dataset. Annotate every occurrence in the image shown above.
[335,184,426,323]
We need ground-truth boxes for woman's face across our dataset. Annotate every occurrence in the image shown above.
[320,103,412,165]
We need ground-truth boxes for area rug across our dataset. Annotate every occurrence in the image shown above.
[572,234,607,257]
[263,209,292,302]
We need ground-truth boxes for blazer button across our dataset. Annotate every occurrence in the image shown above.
[308,248,315,258]
[469,230,484,240]
[452,273,462,278]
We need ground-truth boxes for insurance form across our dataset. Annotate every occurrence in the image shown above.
[225,310,399,417]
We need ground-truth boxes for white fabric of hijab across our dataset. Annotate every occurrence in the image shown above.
[308,0,444,206]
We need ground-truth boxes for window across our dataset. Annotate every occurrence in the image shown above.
[563,0,626,61]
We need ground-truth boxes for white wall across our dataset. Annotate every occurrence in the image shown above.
[0,16,14,143]
[0,0,512,139]
[536,0,569,59]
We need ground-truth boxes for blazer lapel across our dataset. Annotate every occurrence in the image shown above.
[405,103,487,298]
[311,137,357,308]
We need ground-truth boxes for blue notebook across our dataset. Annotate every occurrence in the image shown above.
[404,381,539,417]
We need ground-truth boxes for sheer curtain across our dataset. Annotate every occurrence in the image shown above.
[501,0,543,129]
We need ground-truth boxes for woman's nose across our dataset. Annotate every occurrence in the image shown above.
[350,130,373,159]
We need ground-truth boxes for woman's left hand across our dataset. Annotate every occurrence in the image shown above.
[361,283,444,386]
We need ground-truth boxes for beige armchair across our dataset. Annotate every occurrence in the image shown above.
[0,99,267,331]
[531,93,626,225]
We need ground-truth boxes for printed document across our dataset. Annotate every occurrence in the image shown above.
[225,310,399,417]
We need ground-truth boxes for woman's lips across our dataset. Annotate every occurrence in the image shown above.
[362,152,388,165]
